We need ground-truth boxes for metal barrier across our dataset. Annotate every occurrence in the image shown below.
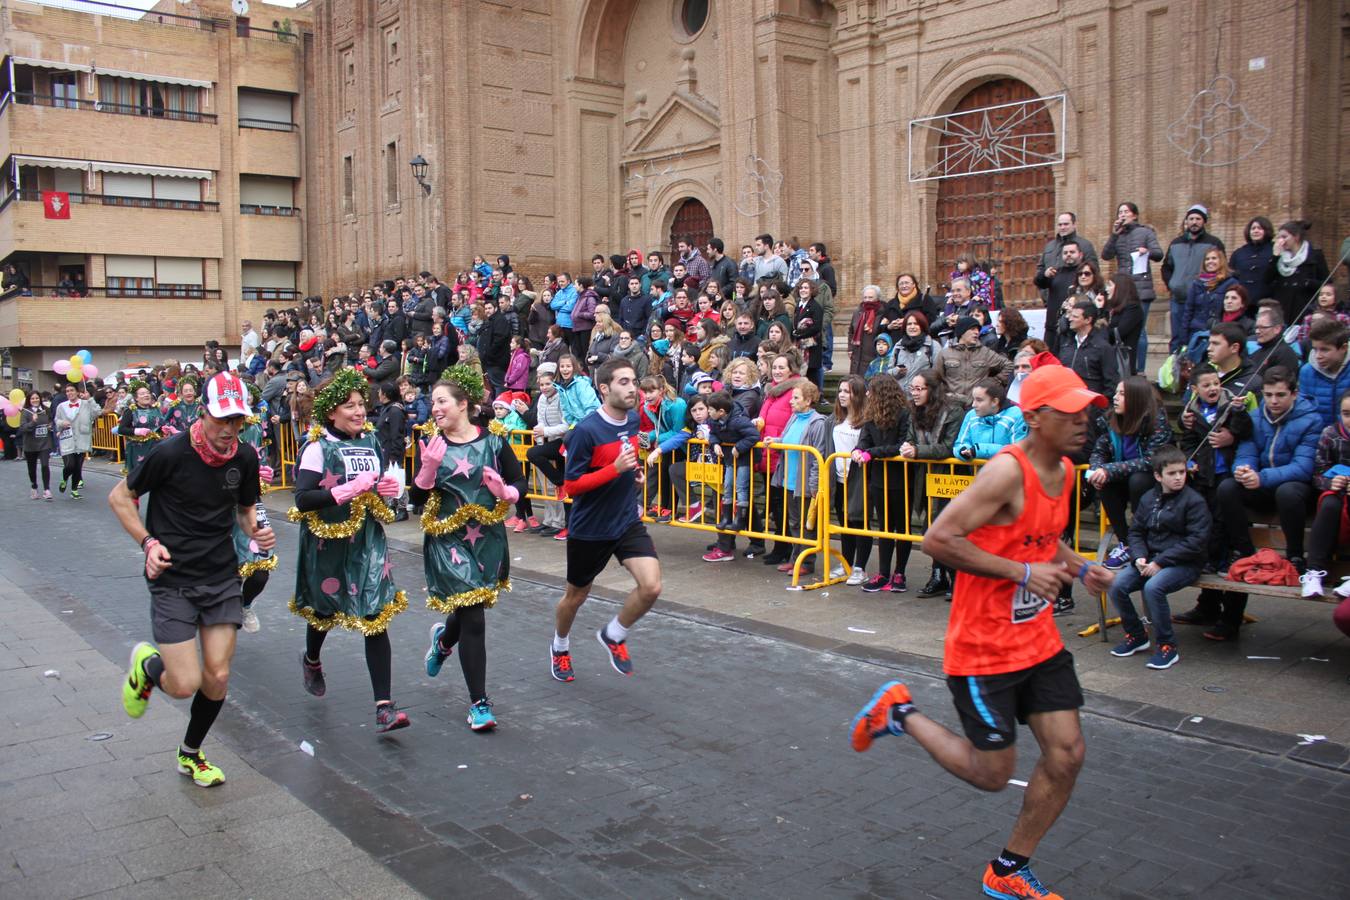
[91,413,123,463]
[275,423,299,489]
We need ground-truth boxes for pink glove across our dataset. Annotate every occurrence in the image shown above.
[161,425,178,436]
[480,467,519,504]
[133,427,149,437]
[258,465,274,483]
[415,435,448,490]
[330,470,378,504]
[376,475,402,498]
[856,450,872,464]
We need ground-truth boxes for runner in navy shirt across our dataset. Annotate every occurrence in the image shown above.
[551,358,662,681]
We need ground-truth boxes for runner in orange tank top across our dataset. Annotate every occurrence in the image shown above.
[849,363,1115,900]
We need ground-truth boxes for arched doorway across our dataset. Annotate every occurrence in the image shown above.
[934,79,1055,306]
[668,198,713,257]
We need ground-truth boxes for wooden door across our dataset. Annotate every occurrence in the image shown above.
[668,198,714,257]
[934,79,1055,307]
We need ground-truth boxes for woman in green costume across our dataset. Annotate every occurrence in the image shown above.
[118,381,165,475]
[412,374,526,733]
[234,385,276,634]
[287,368,410,733]
[162,376,203,435]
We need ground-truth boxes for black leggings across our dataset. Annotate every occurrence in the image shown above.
[832,483,863,569]
[61,452,85,487]
[527,439,566,486]
[304,625,393,703]
[241,570,269,608]
[26,452,50,490]
[1307,493,1344,571]
[1098,471,1154,544]
[853,486,913,577]
[436,604,487,702]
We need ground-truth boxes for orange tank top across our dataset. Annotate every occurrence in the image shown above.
[943,443,1073,676]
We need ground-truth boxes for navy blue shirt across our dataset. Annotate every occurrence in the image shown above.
[563,408,641,541]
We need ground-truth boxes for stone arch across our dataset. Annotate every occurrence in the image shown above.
[649,178,720,254]
[572,0,642,84]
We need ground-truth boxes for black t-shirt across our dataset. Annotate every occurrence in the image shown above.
[127,431,260,586]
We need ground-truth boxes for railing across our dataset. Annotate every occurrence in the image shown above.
[238,118,297,132]
[91,412,123,463]
[242,287,300,301]
[2,188,218,212]
[240,204,299,216]
[3,285,221,299]
[7,92,217,123]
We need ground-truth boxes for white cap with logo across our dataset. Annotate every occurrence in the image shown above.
[204,372,252,419]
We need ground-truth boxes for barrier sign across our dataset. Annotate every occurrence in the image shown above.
[927,472,974,499]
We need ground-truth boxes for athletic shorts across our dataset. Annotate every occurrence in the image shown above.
[565,522,658,588]
[149,576,243,645]
[946,649,1083,751]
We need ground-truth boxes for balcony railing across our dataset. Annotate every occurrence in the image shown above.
[240,203,299,216]
[1,189,219,212]
[6,92,217,124]
[242,287,300,301]
[238,118,297,132]
[2,284,221,299]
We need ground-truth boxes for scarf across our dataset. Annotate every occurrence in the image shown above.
[1196,270,1222,290]
[899,332,927,352]
[897,287,919,307]
[189,418,238,467]
[850,300,880,345]
[1277,240,1310,277]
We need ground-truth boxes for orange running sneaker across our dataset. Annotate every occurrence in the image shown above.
[982,863,1063,899]
[848,681,912,752]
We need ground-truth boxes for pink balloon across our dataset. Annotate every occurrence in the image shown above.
[82,364,99,380]
[52,359,71,375]
[1,402,16,417]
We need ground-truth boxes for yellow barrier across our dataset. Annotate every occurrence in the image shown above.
[91,412,123,463]
[275,423,298,489]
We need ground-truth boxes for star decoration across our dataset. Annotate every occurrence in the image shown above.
[451,456,475,478]
[381,558,394,579]
[319,471,341,490]
[464,523,483,547]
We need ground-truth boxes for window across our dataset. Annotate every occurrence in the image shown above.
[51,73,78,109]
[238,88,294,131]
[240,174,297,214]
[342,156,354,214]
[241,261,298,300]
[680,0,708,36]
[104,255,205,297]
[384,142,398,206]
[382,23,402,100]
[98,76,202,121]
[339,46,356,117]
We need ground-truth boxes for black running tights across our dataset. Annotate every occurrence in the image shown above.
[439,604,487,703]
[304,625,393,703]
[25,452,50,490]
[241,571,268,608]
[61,452,85,488]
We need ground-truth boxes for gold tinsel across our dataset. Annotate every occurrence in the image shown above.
[487,419,507,437]
[124,433,161,443]
[417,420,438,439]
[419,492,511,535]
[287,491,394,539]
[426,579,511,613]
[237,555,278,579]
[288,590,408,635]
[306,421,376,443]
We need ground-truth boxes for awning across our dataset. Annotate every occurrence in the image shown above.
[9,154,212,180]
[8,56,93,73]
[90,66,212,89]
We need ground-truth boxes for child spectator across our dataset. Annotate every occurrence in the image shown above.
[1299,319,1350,429]
[768,381,828,577]
[1107,446,1211,669]
[1177,364,1253,567]
[491,392,527,432]
[704,391,760,554]
[666,396,716,523]
[1088,375,1172,569]
[504,336,531,391]
[864,334,893,378]
[638,375,688,520]
[1299,388,1350,599]
[953,378,1027,460]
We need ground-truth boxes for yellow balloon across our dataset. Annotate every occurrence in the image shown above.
[7,388,22,405]
[4,414,19,428]
[69,354,83,370]
[67,369,83,383]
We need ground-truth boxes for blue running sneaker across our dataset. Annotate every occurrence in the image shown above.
[467,699,497,732]
[1103,545,1132,570]
[1146,643,1180,670]
[1109,633,1150,657]
[425,623,451,677]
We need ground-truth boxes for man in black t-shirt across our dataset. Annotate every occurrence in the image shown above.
[108,373,275,788]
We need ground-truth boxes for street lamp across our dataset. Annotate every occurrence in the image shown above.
[409,154,431,196]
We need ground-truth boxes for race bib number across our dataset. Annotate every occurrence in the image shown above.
[338,446,380,479]
[1011,586,1049,624]
[33,425,49,438]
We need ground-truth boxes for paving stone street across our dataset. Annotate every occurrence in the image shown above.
[1,459,1348,899]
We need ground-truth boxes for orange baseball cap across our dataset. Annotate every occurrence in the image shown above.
[1017,364,1107,413]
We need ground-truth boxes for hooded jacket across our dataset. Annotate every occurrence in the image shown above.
[1234,394,1322,487]
[1127,484,1211,569]
[888,334,937,389]
[709,406,760,464]
[1298,355,1350,429]
[641,395,688,449]
[727,330,761,360]
[550,283,578,329]
[953,405,1028,460]
[556,374,600,425]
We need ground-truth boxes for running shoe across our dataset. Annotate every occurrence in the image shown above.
[536,525,561,537]
[849,681,912,752]
[1300,569,1327,598]
[845,567,867,586]
[597,628,634,676]
[504,516,523,531]
[176,750,225,788]
[888,574,907,593]
[981,863,1062,899]
[653,510,674,524]
[1102,545,1131,570]
[551,648,574,682]
[30,489,37,500]
[524,516,543,532]
[553,528,569,541]
[59,478,67,493]
[240,605,260,634]
[70,488,80,500]
[1052,597,1075,617]
[1110,633,1150,657]
[122,642,160,719]
[1146,643,1179,670]
[829,564,847,579]
[512,518,528,533]
[1335,576,1350,599]
[684,501,703,521]
[43,490,52,501]
[860,574,888,593]
[300,652,326,697]
[467,699,497,732]
[776,561,796,573]
[702,547,734,562]
[425,623,451,677]
[375,702,410,733]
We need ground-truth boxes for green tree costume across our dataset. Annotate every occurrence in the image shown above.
[234,417,277,578]
[287,426,406,633]
[119,404,164,475]
[420,428,513,612]
[164,398,202,433]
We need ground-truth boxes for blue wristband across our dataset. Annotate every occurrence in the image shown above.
[1077,561,1092,585]
[1018,562,1031,589]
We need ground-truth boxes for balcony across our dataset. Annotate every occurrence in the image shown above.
[0,293,224,348]
[235,124,299,178]
[0,191,222,261]
[236,207,302,261]
[9,92,217,125]
[0,99,222,171]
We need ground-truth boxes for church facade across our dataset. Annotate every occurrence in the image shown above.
[302,0,1348,308]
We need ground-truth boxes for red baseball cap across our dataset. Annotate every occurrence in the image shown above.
[203,372,252,419]
[1017,364,1107,414]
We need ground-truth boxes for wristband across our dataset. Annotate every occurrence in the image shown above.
[141,536,160,554]
[1017,562,1031,589]
[1076,561,1092,585]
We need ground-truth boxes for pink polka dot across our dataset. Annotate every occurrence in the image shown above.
[320,577,340,595]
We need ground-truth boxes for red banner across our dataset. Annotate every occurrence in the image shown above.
[42,191,71,219]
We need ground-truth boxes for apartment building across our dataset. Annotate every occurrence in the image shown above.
[0,0,310,383]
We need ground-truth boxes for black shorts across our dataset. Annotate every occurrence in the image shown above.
[946,649,1083,751]
[149,576,243,645]
[565,522,658,588]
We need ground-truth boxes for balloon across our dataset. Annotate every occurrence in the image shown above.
[4,414,18,429]
[7,388,22,405]
[69,354,82,370]
[1,403,16,417]
[82,364,99,380]
[52,360,71,375]
[77,350,92,364]
[67,369,83,383]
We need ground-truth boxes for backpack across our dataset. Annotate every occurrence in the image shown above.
[1157,349,1194,395]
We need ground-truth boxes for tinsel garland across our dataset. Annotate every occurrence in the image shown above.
[124,433,161,443]
[307,421,376,443]
[288,590,408,636]
[312,367,370,422]
[237,555,278,579]
[427,580,511,613]
[419,491,511,535]
[287,491,394,539]
[487,419,507,437]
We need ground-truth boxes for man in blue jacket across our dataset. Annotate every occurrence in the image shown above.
[1298,319,1350,428]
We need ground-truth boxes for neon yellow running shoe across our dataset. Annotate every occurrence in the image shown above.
[176,750,225,788]
[122,642,160,719]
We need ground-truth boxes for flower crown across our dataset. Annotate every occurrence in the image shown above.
[313,367,369,422]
